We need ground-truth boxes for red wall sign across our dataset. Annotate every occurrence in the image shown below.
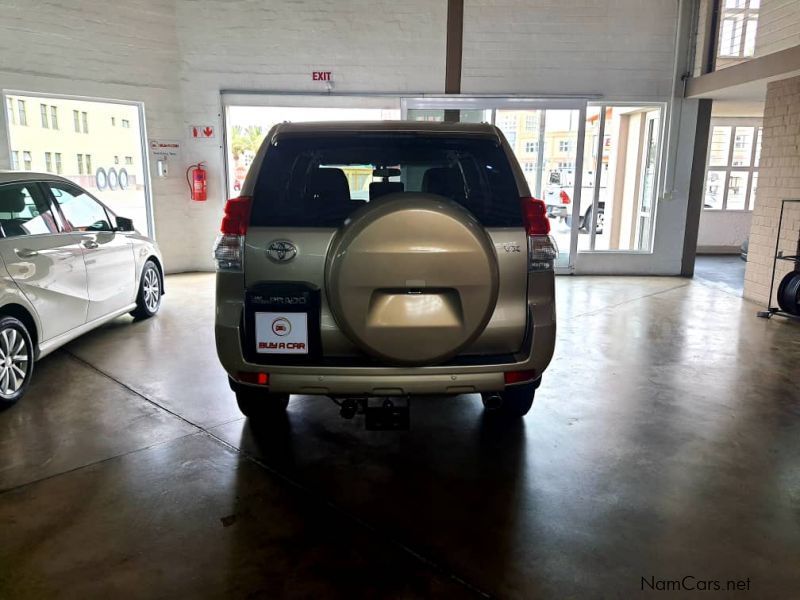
[312,71,332,81]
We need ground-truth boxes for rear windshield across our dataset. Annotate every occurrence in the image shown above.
[250,134,522,228]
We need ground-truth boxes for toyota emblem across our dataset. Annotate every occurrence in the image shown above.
[267,240,297,263]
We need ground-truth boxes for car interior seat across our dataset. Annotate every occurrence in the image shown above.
[0,188,29,237]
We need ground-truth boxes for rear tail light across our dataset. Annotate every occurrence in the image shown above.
[504,370,536,385]
[560,190,570,204]
[520,197,550,235]
[213,196,252,271]
[521,196,558,271]
[220,196,253,236]
[238,371,269,385]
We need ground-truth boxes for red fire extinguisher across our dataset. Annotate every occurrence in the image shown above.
[187,162,207,201]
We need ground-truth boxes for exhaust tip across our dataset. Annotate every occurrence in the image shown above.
[482,393,503,411]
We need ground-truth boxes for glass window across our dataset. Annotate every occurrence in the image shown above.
[704,170,726,209]
[73,110,80,132]
[125,156,133,165]
[40,104,49,128]
[496,113,518,147]
[709,126,732,166]
[0,183,60,237]
[55,153,63,175]
[48,183,112,232]
[749,173,758,208]
[704,119,761,210]
[731,127,754,166]
[85,154,92,174]
[77,154,84,175]
[754,128,762,166]
[726,172,748,209]
[525,141,538,153]
[22,152,32,170]
[111,117,116,126]
[720,18,741,56]
[17,100,27,126]
[525,114,537,131]
[44,152,52,173]
[81,112,88,133]
[558,140,572,152]
[11,151,19,170]
[114,155,119,165]
[5,98,14,125]
[121,119,130,128]
[523,161,535,172]
[251,134,522,228]
[50,106,58,130]
[716,0,760,66]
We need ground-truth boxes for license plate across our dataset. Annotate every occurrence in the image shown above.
[255,312,308,354]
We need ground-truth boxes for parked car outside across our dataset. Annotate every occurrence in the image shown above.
[214,121,558,421]
[543,171,605,234]
[0,171,163,406]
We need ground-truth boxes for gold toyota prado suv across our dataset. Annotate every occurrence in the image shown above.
[214,121,557,425]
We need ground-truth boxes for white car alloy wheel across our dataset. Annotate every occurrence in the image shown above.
[143,267,160,313]
[0,325,29,399]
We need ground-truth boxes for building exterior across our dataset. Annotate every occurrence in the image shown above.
[5,94,144,193]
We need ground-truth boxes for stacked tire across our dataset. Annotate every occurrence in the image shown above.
[777,271,800,316]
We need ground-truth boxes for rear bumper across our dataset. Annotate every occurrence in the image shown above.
[215,273,556,396]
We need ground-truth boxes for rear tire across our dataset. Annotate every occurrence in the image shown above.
[0,316,34,407]
[235,386,290,419]
[583,207,605,235]
[482,380,537,417]
[131,260,162,319]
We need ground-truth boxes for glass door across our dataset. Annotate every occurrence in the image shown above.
[578,103,664,253]
[403,97,587,273]
[636,112,659,250]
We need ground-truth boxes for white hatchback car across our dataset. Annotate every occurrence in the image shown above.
[0,171,164,406]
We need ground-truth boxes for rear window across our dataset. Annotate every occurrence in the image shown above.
[251,134,522,228]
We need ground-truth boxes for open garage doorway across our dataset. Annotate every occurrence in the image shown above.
[3,91,153,236]
[222,94,400,197]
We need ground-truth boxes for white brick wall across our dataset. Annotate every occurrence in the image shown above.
[754,0,800,58]
[0,0,187,267]
[743,75,800,305]
[173,0,448,271]
[0,0,684,272]
[461,0,679,99]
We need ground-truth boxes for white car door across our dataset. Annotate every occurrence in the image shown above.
[0,181,89,340]
[46,182,136,322]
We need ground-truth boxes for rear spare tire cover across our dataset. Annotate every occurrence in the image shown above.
[326,193,500,365]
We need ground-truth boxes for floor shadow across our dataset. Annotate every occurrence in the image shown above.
[223,394,531,597]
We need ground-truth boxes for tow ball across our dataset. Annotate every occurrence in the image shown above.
[334,397,410,430]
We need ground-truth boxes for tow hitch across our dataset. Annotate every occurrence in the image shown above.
[335,397,410,430]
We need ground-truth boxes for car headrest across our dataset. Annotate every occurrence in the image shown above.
[307,168,350,205]
[369,181,404,201]
[422,167,463,199]
[0,187,26,214]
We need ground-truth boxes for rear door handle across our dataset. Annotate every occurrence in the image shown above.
[15,248,38,258]
[82,240,99,250]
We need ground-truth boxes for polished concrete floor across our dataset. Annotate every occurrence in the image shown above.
[1,272,799,598]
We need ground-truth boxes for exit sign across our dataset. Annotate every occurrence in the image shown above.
[312,71,332,81]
